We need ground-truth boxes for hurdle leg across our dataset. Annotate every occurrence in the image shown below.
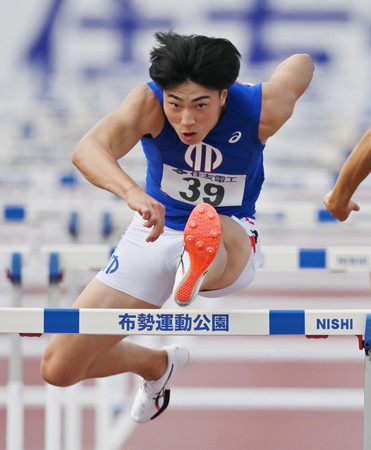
[94,377,113,450]
[6,253,24,450]
[6,285,24,450]
[364,314,371,450]
[108,374,137,449]
[64,384,82,450]
[45,385,62,450]
[45,253,63,450]
[365,351,371,450]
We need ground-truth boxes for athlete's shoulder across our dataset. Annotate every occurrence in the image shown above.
[124,84,163,120]
[127,83,162,109]
[229,81,262,101]
[117,84,164,137]
[146,81,163,100]
[227,82,262,120]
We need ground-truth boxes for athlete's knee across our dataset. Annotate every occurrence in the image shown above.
[40,347,81,387]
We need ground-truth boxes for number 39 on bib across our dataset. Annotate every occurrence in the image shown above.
[161,164,246,208]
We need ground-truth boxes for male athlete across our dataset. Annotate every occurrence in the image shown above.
[41,31,314,422]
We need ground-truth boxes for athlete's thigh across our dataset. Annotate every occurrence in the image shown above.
[96,212,183,306]
[74,277,161,310]
[44,278,159,369]
[204,215,252,289]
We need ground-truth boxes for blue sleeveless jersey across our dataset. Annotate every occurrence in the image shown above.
[141,81,265,230]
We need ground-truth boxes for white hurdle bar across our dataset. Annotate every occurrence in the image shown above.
[261,245,371,271]
[39,244,371,272]
[256,202,371,227]
[4,199,371,227]
[0,308,369,336]
[1,200,134,238]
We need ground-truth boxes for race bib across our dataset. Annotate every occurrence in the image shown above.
[161,164,246,207]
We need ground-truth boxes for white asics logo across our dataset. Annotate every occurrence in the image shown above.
[184,143,223,172]
[229,131,242,143]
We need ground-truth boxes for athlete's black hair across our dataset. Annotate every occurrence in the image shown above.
[149,31,241,91]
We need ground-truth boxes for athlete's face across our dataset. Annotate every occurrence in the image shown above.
[163,82,227,145]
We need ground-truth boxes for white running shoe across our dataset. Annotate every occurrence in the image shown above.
[131,345,190,423]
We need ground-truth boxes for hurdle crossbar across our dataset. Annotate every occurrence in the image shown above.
[256,202,371,227]
[39,244,371,271]
[260,246,371,270]
[0,308,369,336]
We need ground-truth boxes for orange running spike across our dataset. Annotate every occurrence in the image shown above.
[174,203,221,305]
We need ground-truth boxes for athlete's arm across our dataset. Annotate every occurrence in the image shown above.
[323,128,371,221]
[259,54,314,144]
[72,84,165,242]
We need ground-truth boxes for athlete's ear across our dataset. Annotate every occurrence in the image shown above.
[220,89,228,106]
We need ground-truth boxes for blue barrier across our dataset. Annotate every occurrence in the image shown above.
[102,212,113,237]
[68,211,79,237]
[49,252,62,284]
[4,206,25,222]
[7,253,22,285]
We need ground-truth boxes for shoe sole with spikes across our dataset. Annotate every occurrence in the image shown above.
[174,203,221,306]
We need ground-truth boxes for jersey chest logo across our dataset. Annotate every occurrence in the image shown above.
[229,131,242,143]
[184,143,223,173]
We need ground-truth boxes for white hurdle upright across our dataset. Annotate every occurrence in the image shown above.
[0,246,30,450]
[365,336,371,449]
[6,253,23,450]
[45,251,63,450]
[1,308,371,449]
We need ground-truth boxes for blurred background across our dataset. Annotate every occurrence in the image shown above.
[0,0,370,449]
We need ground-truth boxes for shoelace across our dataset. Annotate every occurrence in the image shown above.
[137,363,174,400]
[178,246,187,276]
[153,364,174,400]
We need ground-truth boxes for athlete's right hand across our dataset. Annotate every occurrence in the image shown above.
[125,187,165,242]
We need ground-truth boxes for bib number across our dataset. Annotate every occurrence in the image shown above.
[161,164,246,207]
[179,177,225,206]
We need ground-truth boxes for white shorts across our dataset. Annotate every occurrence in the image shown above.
[96,212,262,307]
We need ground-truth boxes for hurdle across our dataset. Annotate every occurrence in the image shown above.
[256,202,371,227]
[4,198,371,233]
[39,243,371,272]
[260,245,371,271]
[1,200,133,240]
[1,308,371,449]
[2,244,371,449]
[0,307,369,336]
